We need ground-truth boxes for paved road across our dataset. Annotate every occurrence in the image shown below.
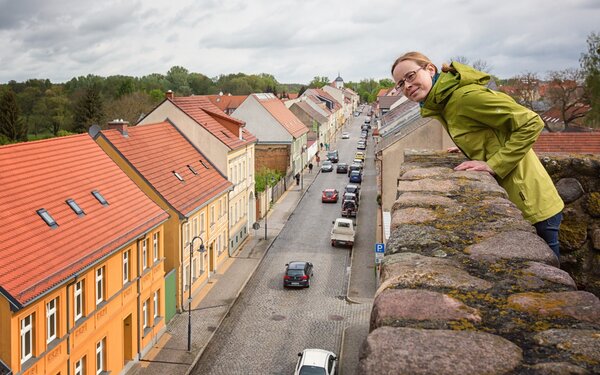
[191,110,375,375]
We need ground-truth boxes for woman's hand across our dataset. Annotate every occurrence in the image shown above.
[454,160,495,175]
[447,146,460,153]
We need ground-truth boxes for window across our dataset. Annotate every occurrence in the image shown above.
[95,338,105,374]
[143,300,149,329]
[184,265,190,291]
[66,198,85,216]
[191,254,197,280]
[91,190,108,206]
[37,208,58,228]
[200,213,205,234]
[153,233,159,262]
[95,267,104,306]
[153,291,159,320]
[199,159,209,169]
[75,356,85,375]
[192,217,198,238]
[46,298,57,343]
[173,171,184,182]
[74,280,84,321]
[219,199,223,218]
[142,239,148,270]
[210,206,215,225]
[123,251,130,285]
[183,223,190,247]
[187,164,198,175]
[20,314,33,363]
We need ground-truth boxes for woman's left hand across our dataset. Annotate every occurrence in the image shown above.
[454,160,495,175]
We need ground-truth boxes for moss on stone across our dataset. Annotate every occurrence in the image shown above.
[585,192,600,217]
[559,215,588,252]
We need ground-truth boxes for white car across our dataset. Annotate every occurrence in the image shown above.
[294,348,337,375]
[341,132,350,139]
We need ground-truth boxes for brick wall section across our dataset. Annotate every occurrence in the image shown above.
[255,144,290,175]
[533,132,600,154]
[359,150,600,375]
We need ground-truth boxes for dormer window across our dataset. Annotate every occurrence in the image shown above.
[66,199,85,216]
[173,171,184,181]
[92,190,109,206]
[199,160,210,169]
[187,165,198,175]
[37,208,58,228]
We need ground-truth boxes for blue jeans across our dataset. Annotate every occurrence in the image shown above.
[534,212,562,257]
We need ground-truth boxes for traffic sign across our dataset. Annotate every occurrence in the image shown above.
[375,243,385,253]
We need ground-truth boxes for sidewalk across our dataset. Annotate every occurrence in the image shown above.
[125,168,320,375]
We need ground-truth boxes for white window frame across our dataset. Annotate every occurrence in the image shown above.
[191,254,197,280]
[95,267,104,306]
[153,291,159,320]
[184,264,190,291]
[184,222,190,248]
[75,356,85,375]
[143,299,149,329]
[153,232,159,262]
[142,239,148,270]
[96,338,105,374]
[46,298,57,343]
[200,213,205,234]
[123,250,129,285]
[192,217,198,238]
[20,314,33,363]
[74,280,84,321]
[210,206,215,225]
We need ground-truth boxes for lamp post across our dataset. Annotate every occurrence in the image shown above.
[187,235,205,352]
[301,145,306,191]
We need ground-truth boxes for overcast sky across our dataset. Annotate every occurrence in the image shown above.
[0,0,598,84]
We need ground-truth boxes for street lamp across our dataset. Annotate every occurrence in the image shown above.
[187,235,205,351]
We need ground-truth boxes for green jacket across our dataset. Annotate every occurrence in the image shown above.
[421,62,563,224]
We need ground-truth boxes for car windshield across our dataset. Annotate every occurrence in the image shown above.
[299,366,327,375]
[287,269,304,276]
[323,161,332,166]
[325,191,334,197]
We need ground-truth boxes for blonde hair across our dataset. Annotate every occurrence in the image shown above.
[391,52,458,75]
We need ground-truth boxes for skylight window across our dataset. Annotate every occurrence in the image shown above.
[199,160,210,169]
[37,208,58,228]
[66,199,85,216]
[188,165,198,175]
[173,171,184,181]
[92,190,109,206]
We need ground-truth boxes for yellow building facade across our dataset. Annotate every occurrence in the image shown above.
[0,226,166,375]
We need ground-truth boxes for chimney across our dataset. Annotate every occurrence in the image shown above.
[107,119,129,137]
[166,90,174,100]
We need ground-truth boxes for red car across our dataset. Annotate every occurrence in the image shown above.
[322,189,339,203]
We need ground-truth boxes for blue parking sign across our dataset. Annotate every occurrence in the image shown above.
[375,243,385,253]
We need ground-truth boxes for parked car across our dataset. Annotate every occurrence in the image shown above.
[352,159,363,167]
[295,349,337,375]
[341,199,357,217]
[347,163,362,176]
[355,151,365,161]
[284,261,314,288]
[357,142,366,150]
[322,188,339,203]
[349,170,362,183]
[326,150,339,163]
[331,218,355,247]
[321,160,334,172]
[342,191,359,206]
[336,163,348,174]
[345,184,361,199]
[341,132,350,139]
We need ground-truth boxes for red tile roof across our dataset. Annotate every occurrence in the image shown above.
[98,122,232,216]
[170,96,257,150]
[304,89,342,112]
[0,135,169,307]
[253,94,308,138]
[540,104,591,127]
[533,132,600,154]
[205,94,247,113]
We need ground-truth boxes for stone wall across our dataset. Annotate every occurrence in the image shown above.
[255,144,290,175]
[540,154,600,297]
[359,151,600,375]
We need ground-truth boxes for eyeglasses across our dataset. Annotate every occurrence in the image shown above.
[395,67,424,90]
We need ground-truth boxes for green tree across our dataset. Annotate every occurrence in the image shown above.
[46,87,72,135]
[189,73,215,94]
[0,89,28,142]
[308,76,330,88]
[580,31,600,128]
[166,66,190,92]
[73,86,104,133]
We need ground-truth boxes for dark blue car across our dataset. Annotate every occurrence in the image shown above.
[349,170,362,183]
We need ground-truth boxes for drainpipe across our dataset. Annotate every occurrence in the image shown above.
[136,239,142,360]
[66,279,73,375]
